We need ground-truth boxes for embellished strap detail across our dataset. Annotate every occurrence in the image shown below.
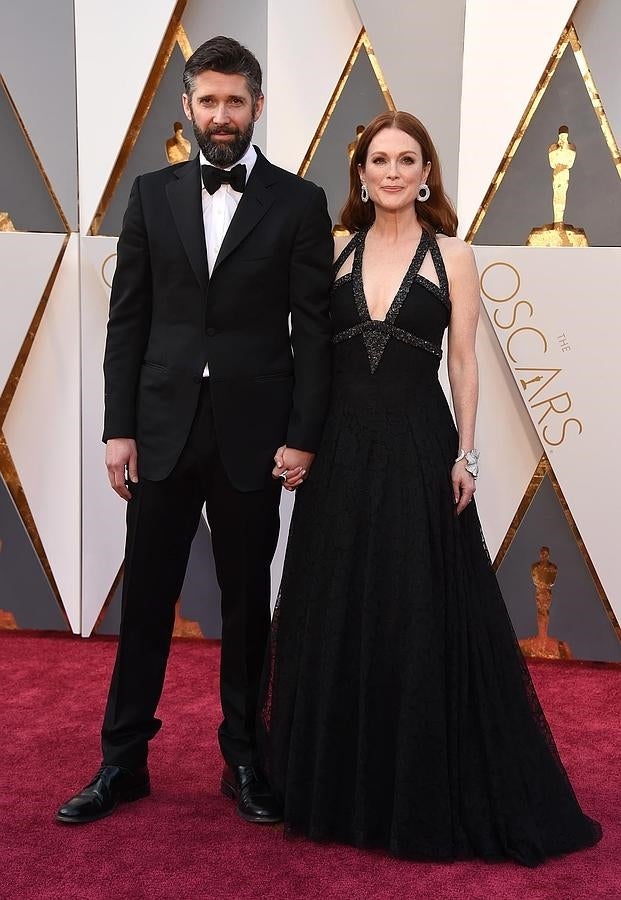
[333,231,362,276]
[332,319,442,373]
[427,235,451,311]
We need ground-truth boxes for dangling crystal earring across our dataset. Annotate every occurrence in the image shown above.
[417,183,430,202]
[361,183,369,203]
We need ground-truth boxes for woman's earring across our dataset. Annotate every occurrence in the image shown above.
[417,183,430,202]
[361,183,369,203]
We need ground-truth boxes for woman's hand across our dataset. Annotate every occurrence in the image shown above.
[452,461,476,515]
[272,445,314,491]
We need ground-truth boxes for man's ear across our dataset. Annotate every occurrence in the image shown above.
[182,93,192,122]
[253,94,265,121]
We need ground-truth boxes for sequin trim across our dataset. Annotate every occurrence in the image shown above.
[331,272,352,294]
[332,319,442,372]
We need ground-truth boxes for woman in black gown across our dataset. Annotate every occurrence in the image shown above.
[259,112,601,867]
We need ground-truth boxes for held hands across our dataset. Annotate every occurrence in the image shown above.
[272,445,315,491]
[106,438,138,501]
[452,460,476,515]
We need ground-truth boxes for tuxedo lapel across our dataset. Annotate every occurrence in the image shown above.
[166,156,209,293]
[212,150,277,273]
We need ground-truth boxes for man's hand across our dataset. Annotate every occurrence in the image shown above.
[106,438,138,501]
[272,445,315,491]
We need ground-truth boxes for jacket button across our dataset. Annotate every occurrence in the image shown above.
[206,327,217,336]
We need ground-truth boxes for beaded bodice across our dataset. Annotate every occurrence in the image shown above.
[331,229,451,375]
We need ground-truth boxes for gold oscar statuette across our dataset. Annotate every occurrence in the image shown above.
[519,546,573,659]
[172,600,204,639]
[526,125,588,247]
[166,122,191,165]
[0,211,16,232]
[334,124,366,237]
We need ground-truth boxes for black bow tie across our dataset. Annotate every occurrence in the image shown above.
[201,163,247,195]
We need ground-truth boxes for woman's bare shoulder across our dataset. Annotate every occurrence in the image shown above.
[333,232,355,261]
[435,234,474,260]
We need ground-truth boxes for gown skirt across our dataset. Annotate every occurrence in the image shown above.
[258,230,601,867]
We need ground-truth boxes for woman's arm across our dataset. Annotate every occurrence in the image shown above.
[444,238,481,514]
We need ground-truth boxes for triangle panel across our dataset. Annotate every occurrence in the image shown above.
[354,0,466,204]
[266,0,362,172]
[0,474,67,631]
[472,42,621,246]
[574,0,621,152]
[3,236,81,632]
[98,44,197,236]
[80,236,126,636]
[0,1,78,230]
[459,0,576,237]
[75,0,180,231]
[497,472,620,662]
[304,43,392,225]
[0,233,66,397]
[0,79,65,233]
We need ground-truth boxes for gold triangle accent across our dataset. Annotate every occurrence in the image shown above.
[494,453,620,648]
[0,442,69,628]
[493,455,547,570]
[89,0,190,235]
[298,29,396,179]
[0,75,70,233]
[93,562,123,635]
[0,235,70,625]
[466,22,621,243]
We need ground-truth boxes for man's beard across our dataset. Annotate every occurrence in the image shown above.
[191,113,254,167]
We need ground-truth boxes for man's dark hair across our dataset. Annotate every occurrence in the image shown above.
[183,36,263,104]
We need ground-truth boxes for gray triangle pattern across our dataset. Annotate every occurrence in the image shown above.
[473,44,621,246]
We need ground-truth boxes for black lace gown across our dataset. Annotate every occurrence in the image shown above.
[259,229,601,867]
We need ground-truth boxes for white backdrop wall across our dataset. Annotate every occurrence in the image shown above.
[0,0,619,660]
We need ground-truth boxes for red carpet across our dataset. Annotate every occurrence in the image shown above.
[1,633,618,900]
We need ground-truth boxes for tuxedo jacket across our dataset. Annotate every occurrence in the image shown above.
[103,149,333,491]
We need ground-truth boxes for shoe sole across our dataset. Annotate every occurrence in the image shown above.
[220,778,282,825]
[55,782,150,825]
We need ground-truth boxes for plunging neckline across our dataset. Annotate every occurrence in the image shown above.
[354,228,430,325]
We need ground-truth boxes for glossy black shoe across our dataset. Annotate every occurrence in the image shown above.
[221,764,282,824]
[55,764,150,824]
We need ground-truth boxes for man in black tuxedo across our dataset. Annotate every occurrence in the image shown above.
[57,36,332,825]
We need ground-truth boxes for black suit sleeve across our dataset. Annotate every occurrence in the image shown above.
[102,177,152,441]
[286,185,333,451]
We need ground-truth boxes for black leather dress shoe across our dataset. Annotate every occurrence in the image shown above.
[55,764,150,824]
[221,764,282,824]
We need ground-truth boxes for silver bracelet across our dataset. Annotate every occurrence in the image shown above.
[455,448,479,478]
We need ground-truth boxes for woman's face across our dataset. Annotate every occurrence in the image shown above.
[359,127,431,212]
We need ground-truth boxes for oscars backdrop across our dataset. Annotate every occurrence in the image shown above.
[0,0,619,662]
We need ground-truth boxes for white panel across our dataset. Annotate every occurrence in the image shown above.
[80,237,126,636]
[266,0,361,171]
[475,246,621,624]
[74,0,178,230]
[471,303,543,558]
[354,0,466,203]
[459,0,576,237]
[0,233,66,395]
[3,235,81,632]
[574,0,621,147]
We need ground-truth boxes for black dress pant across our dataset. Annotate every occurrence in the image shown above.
[101,380,281,769]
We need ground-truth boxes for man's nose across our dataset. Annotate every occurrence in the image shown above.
[212,102,230,124]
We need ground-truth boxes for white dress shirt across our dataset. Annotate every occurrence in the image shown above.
[201,143,257,376]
